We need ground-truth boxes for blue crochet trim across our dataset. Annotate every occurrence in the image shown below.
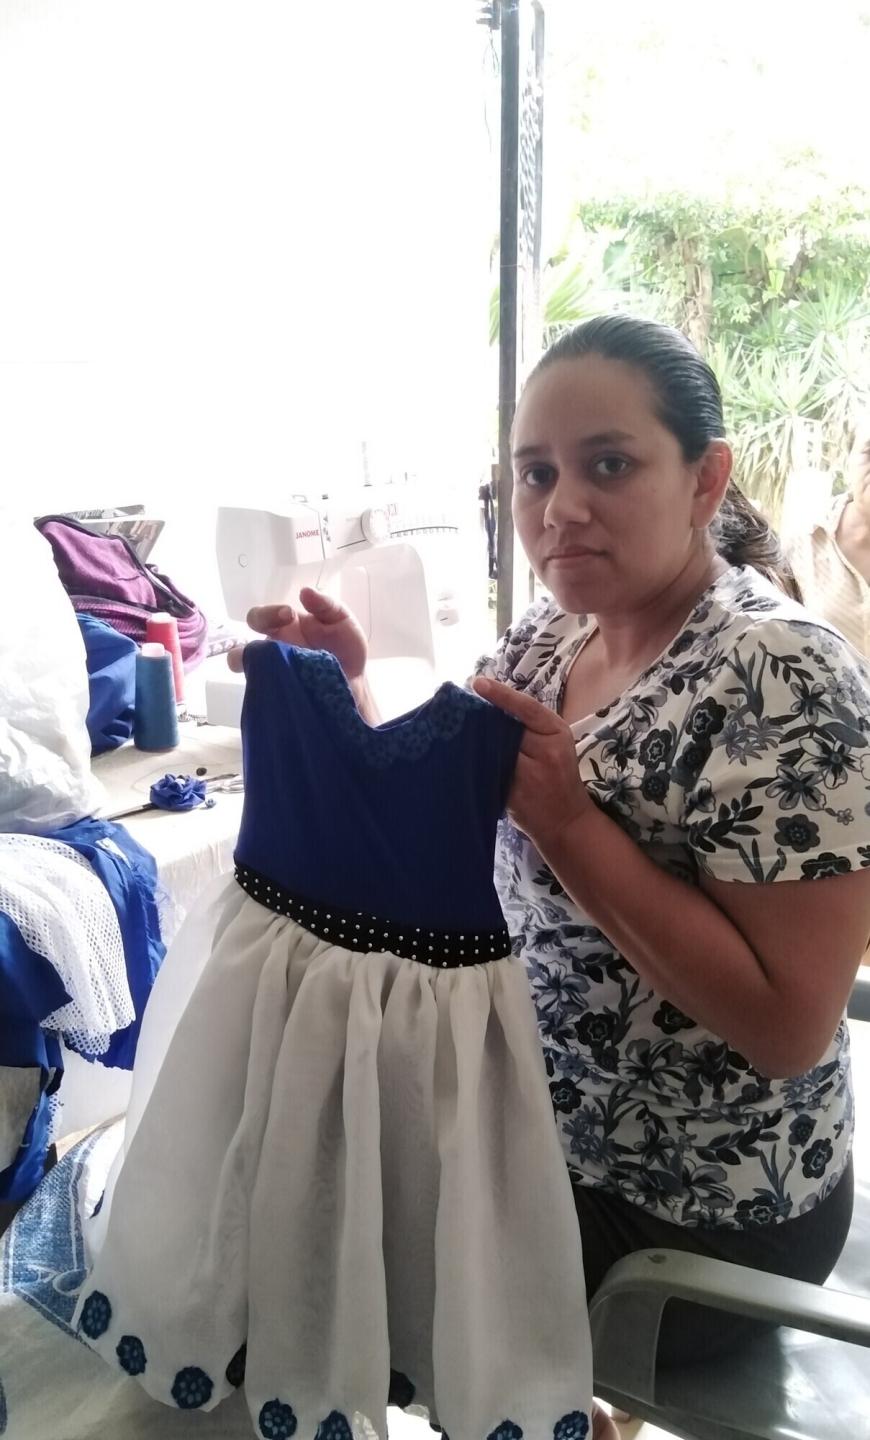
[79,1290,111,1340]
[259,1398,298,1438]
[296,650,482,768]
[553,1413,590,1440]
[171,1366,214,1409]
[116,1334,147,1376]
[315,1412,353,1440]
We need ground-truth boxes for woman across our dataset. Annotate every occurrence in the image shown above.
[787,419,870,657]
[239,315,870,1369]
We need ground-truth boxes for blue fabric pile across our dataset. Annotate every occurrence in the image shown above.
[0,819,164,1204]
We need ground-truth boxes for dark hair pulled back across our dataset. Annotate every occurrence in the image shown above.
[531,314,800,599]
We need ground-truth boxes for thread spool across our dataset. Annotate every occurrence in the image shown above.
[145,611,184,703]
[134,643,180,751]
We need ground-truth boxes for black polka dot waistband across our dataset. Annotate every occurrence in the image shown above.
[234,863,512,967]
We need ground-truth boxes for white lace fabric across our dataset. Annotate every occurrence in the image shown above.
[0,834,133,1055]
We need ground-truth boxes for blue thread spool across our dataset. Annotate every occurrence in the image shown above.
[134,642,180,751]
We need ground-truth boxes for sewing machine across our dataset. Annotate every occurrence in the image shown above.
[205,490,473,725]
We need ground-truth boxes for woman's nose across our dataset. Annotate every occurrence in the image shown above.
[542,472,593,527]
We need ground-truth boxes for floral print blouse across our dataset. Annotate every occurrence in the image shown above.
[475,565,870,1228]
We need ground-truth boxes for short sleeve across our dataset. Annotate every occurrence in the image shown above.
[468,598,584,701]
[679,619,870,884]
[468,599,553,686]
[470,647,498,684]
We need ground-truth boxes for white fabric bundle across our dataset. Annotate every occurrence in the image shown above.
[0,509,103,832]
[0,834,133,1055]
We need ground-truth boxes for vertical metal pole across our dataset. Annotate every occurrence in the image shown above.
[532,3,545,317]
[528,0,545,606]
[496,0,520,638]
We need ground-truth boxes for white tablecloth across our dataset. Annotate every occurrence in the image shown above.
[58,722,245,1135]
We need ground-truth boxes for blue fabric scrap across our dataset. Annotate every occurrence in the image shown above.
[149,774,207,811]
[77,613,136,756]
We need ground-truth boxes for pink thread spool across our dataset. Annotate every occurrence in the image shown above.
[145,612,184,703]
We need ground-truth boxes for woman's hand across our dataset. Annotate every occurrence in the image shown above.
[227,587,369,681]
[472,676,593,847]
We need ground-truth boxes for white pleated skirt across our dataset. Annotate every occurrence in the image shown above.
[74,875,592,1440]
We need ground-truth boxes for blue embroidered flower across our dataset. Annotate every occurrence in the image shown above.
[315,1410,352,1440]
[116,1334,146,1376]
[487,1421,524,1440]
[171,1367,214,1409]
[259,1398,298,1439]
[225,1342,247,1388]
[79,1290,111,1340]
[554,1411,590,1440]
[149,774,207,811]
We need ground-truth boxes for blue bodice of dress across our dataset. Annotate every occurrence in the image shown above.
[234,642,522,939]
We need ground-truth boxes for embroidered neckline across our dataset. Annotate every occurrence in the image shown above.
[293,648,483,768]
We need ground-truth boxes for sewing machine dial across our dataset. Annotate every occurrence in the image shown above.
[360,507,391,544]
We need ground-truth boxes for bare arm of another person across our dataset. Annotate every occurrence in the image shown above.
[227,588,381,724]
[474,674,870,1079]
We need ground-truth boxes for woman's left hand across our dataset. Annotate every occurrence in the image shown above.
[472,676,593,847]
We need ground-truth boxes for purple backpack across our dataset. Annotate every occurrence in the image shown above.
[36,515,208,668]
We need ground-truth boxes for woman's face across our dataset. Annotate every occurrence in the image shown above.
[511,354,729,616]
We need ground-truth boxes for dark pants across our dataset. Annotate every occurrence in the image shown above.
[573,1159,854,1368]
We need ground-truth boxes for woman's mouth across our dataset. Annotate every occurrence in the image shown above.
[545,547,604,561]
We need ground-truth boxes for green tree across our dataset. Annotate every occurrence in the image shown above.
[508,189,870,517]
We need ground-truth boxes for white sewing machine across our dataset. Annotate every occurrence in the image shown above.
[205,490,471,726]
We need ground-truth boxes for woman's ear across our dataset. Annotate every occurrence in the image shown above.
[692,440,733,528]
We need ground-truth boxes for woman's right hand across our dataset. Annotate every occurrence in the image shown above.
[227,586,369,681]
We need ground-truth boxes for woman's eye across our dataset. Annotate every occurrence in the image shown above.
[592,455,630,479]
[519,464,554,489]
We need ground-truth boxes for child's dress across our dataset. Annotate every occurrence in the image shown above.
[74,642,593,1440]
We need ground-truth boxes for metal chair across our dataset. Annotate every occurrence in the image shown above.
[589,972,870,1440]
